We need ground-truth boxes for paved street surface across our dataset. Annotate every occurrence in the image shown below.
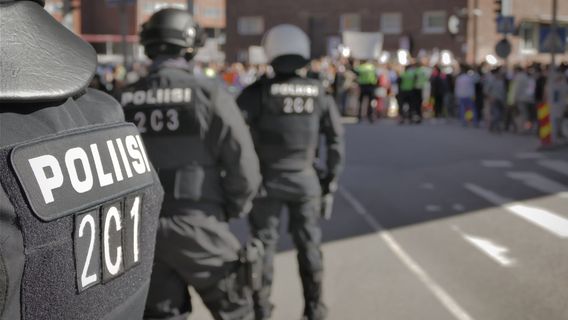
[192,120,568,320]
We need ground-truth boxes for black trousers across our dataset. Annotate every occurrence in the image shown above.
[433,94,445,118]
[249,197,324,319]
[398,90,413,121]
[144,208,254,320]
[411,89,423,121]
[358,84,376,121]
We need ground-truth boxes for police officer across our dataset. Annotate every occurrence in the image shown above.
[237,25,345,320]
[0,1,164,319]
[120,9,262,320]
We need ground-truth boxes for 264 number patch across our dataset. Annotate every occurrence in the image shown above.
[74,194,143,292]
[282,97,314,114]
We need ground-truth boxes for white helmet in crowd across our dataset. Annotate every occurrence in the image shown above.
[262,24,310,73]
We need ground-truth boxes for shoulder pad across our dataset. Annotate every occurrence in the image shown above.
[0,1,96,103]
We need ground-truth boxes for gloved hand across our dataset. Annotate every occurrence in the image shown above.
[319,175,337,220]
[319,175,337,195]
[320,194,334,220]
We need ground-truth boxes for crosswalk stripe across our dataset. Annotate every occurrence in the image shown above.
[465,183,568,238]
[515,152,546,160]
[481,160,513,168]
[539,160,568,177]
[506,172,568,197]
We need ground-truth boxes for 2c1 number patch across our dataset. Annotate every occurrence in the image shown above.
[282,97,314,114]
[74,194,143,292]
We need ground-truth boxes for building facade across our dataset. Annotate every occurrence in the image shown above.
[226,0,568,65]
[226,0,469,63]
[469,0,568,65]
[47,0,226,63]
[45,0,82,34]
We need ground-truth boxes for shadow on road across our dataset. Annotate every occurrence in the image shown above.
[232,121,568,252]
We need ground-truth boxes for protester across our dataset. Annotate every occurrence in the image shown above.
[455,65,478,127]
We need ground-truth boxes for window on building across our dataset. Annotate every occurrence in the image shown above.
[423,11,446,34]
[519,22,538,53]
[380,13,402,35]
[204,7,223,19]
[340,13,362,32]
[238,16,265,35]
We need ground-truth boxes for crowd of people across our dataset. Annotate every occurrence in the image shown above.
[5,2,568,320]
[93,55,568,144]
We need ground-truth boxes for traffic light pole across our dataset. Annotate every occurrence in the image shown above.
[120,0,129,68]
[551,0,558,70]
[473,0,479,64]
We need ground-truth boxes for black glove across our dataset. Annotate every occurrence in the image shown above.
[319,175,337,195]
[319,175,337,220]
[321,194,334,220]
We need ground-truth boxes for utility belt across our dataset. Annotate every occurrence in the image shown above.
[157,165,223,202]
[237,239,264,292]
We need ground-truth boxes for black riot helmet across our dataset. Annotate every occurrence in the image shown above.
[140,8,206,60]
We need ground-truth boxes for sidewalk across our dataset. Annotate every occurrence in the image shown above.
[190,192,458,320]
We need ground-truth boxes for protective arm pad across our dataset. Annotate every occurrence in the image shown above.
[320,95,345,179]
[212,87,262,219]
[236,81,263,127]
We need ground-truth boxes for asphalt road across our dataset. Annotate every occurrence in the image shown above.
[193,119,568,320]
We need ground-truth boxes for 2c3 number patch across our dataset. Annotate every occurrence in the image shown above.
[74,194,143,292]
[133,108,180,134]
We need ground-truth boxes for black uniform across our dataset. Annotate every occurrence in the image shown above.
[237,74,344,319]
[0,2,164,319]
[121,57,261,320]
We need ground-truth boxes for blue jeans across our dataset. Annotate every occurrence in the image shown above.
[459,97,478,126]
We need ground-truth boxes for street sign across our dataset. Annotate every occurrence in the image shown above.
[448,15,460,35]
[539,26,567,53]
[106,0,135,7]
[342,31,383,60]
[495,38,512,59]
[496,16,515,34]
[248,46,268,65]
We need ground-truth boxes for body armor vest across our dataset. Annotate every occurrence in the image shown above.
[122,67,223,204]
[256,76,324,172]
[1,3,163,317]
[0,101,163,320]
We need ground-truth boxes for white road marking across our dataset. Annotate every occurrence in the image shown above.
[506,172,568,198]
[465,183,568,238]
[539,159,568,177]
[421,183,435,190]
[452,204,466,211]
[426,205,442,212]
[453,226,516,267]
[516,152,546,160]
[339,187,475,320]
[341,117,359,124]
[481,160,513,168]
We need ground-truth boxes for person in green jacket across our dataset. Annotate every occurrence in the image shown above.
[413,63,428,123]
[398,64,416,124]
[355,60,378,122]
